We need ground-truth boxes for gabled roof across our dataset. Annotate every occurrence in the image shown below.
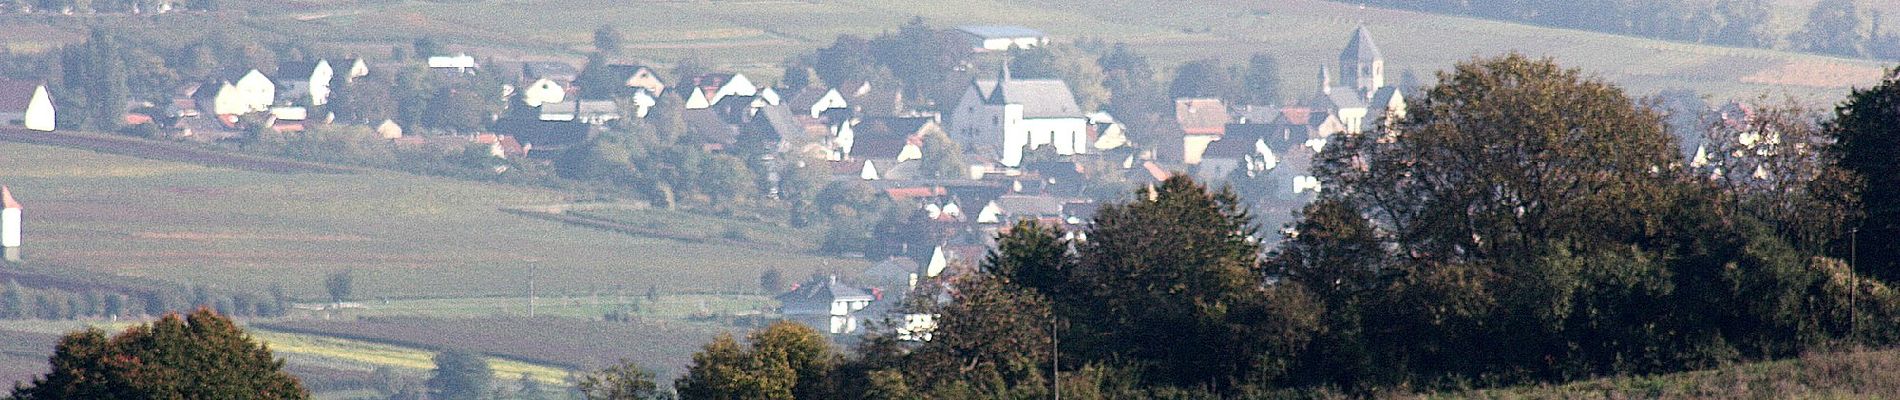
[276,61,322,80]
[1325,88,1366,110]
[1174,98,1229,136]
[0,79,44,113]
[747,105,802,141]
[956,25,1045,39]
[2,185,19,209]
[491,118,592,146]
[522,61,580,80]
[975,78,1083,119]
[1341,26,1382,63]
[775,276,877,305]
[682,108,739,145]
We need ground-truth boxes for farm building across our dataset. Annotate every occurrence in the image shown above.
[0,79,56,131]
[777,275,876,335]
[955,25,1048,51]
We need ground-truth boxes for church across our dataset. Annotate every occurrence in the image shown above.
[1315,26,1405,135]
[947,67,1090,168]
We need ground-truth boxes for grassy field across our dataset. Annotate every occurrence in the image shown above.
[332,293,777,320]
[1432,346,1900,399]
[1,0,1887,103]
[259,316,734,381]
[0,140,862,299]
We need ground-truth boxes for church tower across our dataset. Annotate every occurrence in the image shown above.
[2,185,20,249]
[1338,26,1385,96]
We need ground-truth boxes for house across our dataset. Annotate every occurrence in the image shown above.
[374,119,403,139]
[521,61,580,82]
[789,87,849,118]
[491,118,593,155]
[518,78,567,108]
[0,80,55,131]
[538,99,619,124]
[629,89,658,118]
[2,185,19,249]
[193,70,276,116]
[277,60,334,106]
[842,117,938,161]
[683,108,740,150]
[341,58,370,81]
[948,66,1089,167]
[606,64,666,96]
[683,73,756,109]
[1175,97,1230,164]
[955,25,1049,51]
[777,276,877,335]
[427,53,479,73]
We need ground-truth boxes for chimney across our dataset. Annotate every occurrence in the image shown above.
[1319,65,1332,95]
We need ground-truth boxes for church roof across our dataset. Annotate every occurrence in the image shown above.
[2,186,18,210]
[1341,26,1382,63]
[976,79,1084,119]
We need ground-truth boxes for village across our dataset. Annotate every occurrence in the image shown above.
[0,23,1410,340]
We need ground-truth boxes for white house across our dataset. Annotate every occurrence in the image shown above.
[198,70,275,116]
[956,26,1049,51]
[427,53,478,73]
[518,78,566,108]
[278,59,334,106]
[0,80,55,131]
[2,185,20,249]
[777,276,877,335]
[949,67,1089,167]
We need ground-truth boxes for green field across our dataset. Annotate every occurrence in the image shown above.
[4,0,1887,103]
[0,140,862,299]
[1435,346,1900,399]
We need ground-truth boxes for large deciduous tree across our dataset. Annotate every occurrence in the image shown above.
[11,308,308,399]
[1828,68,1900,282]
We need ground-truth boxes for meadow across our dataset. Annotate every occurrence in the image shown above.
[1,0,1888,103]
[0,140,863,300]
[1435,347,1900,399]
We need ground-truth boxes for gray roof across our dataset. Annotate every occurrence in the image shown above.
[1325,89,1366,110]
[523,62,580,80]
[993,194,1067,217]
[976,79,1084,119]
[1369,86,1402,112]
[776,277,874,306]
[956,25,1045,39]
[1341,26,1382,63]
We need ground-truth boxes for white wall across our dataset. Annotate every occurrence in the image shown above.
[2,208,19,248]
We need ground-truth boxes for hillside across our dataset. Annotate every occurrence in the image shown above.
[0,139,860,299]
[0,0,1886,103]
[1436,347,1900,399]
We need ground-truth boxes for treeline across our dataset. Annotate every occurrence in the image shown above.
[0,279,291,321]
[572,54,1900,398]
[0,0,216,14]
[1353,0,1900,60]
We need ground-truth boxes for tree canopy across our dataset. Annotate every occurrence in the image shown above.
[11,308,308,399]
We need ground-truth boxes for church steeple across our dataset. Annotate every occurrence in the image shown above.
[1319,65,1331,95]
[1339,25,1385,95]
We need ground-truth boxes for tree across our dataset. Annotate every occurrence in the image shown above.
[674,322,835,400]
[578,360,671,400]
[324,269,353,305]
[779,63,812,92]
[1098,44,1166,146]
[698,154,757,204]
[1712,0,1773,48]
[576,52,623,100]
[1008,45,1109,112]
[426,350,493,400]
[595,25,626,56]
[1828,68,1900,282]
[1,280,22,319]
[869,16,967,98]
[918,129,965,179]
[813,34,880,88]
[424,86,494,134]
[1792,0,1863,57]
[11,309,309,399]
[759,268,785,294]
[1238,53,1281,106]
[1167,58,1237,101]
[413,37,445,57]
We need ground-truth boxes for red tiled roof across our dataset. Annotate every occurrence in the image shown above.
[124,113,153,125]
[885,186,947,201]
[2,186,19,209]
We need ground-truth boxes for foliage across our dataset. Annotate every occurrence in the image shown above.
[426,349,494,400]
[1827,68,1900,283]
[1791,0,1864,57]
[675,321,836,400]
[578,360,672,400]
[325,269,353,305]
[10,308,309,399]
[596,25,626,56]
[1167,58,1238,101]
[917,129,965,179]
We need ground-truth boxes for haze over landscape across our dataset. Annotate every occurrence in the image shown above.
[2,0,1900,399]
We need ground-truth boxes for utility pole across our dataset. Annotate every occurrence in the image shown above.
[1851,229,1858,339]
[1052,318,1060,400]
[527,259,539,318]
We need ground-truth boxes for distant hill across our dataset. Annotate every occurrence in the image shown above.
[1,0,1885,103]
